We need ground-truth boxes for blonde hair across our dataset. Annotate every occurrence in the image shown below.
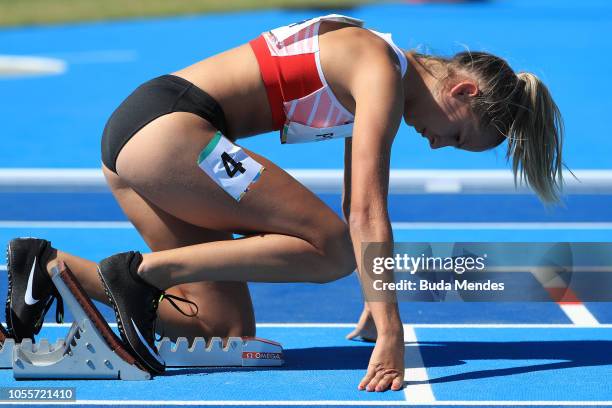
[417,51,565,203]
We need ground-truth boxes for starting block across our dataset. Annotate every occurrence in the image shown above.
[0,262,283,380]
[11,263,151,380]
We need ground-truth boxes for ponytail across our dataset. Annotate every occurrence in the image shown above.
[508,72,564,203]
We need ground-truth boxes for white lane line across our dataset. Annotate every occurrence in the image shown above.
[1,400,610,406]
[559,304,599,326]
[530,267,600,326]
[0,221,133,229]
[392,222,612,230]
[403,325,435,403]
[2,168,612,194]
[0,55,66,77]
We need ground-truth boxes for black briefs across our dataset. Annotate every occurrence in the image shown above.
[101,74,228,174]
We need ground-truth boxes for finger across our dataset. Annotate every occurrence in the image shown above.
[359,334,377,343]
[391,375,405,391]
[346,330,377,342]
[375,372,399,392]
[347,314,368,340]
[357,309,369,323]
[346,330,358,340]
[366,369,387,392]
[358,368,376,390]
[346,328,360,340]
[358,306,370,320]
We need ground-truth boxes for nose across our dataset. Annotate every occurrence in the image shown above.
[429,135,452,150]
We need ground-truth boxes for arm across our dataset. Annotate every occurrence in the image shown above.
[348,48,405,391]
[350,84,400,335]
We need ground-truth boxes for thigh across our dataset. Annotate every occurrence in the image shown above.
[114,112,348,253]
[103,165,255,336]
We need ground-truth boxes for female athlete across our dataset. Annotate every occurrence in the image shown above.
[5,14,564,392]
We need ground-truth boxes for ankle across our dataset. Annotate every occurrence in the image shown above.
[137,254,165,290]
[44,248,60,277]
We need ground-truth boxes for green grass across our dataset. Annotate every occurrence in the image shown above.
[0,0,372,27]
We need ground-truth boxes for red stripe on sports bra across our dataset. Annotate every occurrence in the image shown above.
[250,36,284,129]
[249,35,323,130]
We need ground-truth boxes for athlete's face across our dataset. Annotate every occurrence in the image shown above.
[403,78,501,152]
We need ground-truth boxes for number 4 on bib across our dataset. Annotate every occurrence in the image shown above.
[221,152,246,177]
[197,131,264,201]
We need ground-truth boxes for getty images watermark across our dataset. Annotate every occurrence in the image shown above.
[361,242,612,302]
[371,251,503,292]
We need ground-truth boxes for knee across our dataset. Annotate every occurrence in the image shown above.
[312,224,356,283]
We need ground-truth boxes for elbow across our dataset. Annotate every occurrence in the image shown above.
[349,202,384,225]
[348,210,371,230]
[348,208,391,235]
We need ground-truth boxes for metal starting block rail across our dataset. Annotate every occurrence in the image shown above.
[0,262,283,380]
[158,336,283,367]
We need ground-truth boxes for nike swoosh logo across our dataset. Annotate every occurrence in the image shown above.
[24,257,40,306]
[131,318,165,365]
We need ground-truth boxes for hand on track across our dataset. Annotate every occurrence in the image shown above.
[358,333,405,392]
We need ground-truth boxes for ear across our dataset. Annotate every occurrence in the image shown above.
[450,81,479,101]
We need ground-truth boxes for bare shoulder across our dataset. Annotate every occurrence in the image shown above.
[321,22,402,78]
[318,22,403,113]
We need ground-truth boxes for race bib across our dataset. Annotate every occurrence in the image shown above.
[197,132,264,201]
